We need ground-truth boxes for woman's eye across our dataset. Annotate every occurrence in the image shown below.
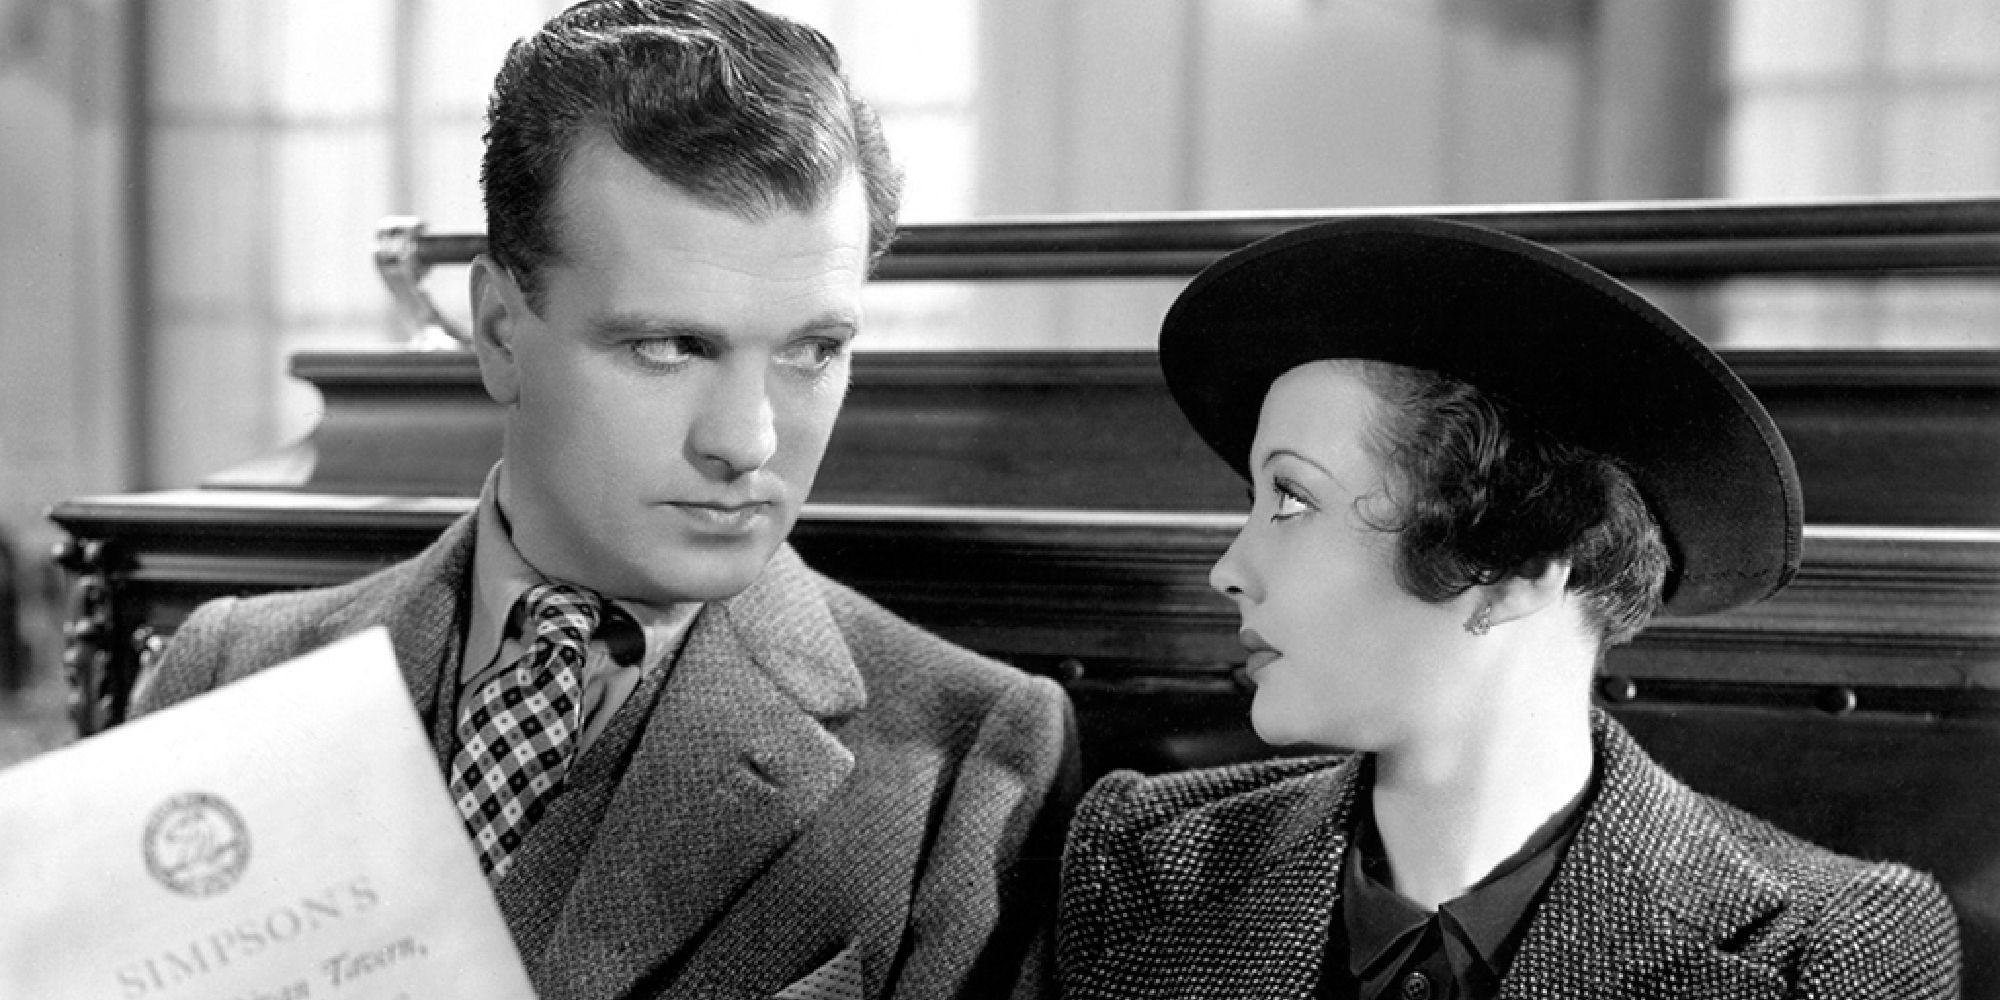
[1270,481,1311,521]
[632,336,702,367]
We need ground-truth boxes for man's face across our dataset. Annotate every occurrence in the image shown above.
[470,137,869,606]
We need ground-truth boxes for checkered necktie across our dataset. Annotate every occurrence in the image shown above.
[449,582,602,879]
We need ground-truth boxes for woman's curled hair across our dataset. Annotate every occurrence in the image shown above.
[1343,359,1672,647]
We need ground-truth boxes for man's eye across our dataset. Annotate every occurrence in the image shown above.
[632,337,702,367]
[776,338,847,372]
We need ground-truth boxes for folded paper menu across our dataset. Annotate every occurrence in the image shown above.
[0,627,537,1000]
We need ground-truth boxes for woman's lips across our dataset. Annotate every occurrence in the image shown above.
[1240,627,1280,679]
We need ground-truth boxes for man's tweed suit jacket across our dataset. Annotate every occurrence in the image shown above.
[1058,710,1959,999]
[134,511,1079,1000]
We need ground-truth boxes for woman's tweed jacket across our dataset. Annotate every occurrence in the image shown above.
[1058,709,1959,999]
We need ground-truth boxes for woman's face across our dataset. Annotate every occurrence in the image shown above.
[1210,362,1481,751]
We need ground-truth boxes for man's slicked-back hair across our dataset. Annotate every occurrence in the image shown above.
[482,0,903,309]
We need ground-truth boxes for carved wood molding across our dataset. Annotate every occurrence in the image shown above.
[51,536,130,737]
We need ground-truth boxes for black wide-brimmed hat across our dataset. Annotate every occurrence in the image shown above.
[1159,216,1803,617]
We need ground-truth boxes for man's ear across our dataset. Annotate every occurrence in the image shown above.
[1484,556,1572,628]
[469,255,528,406]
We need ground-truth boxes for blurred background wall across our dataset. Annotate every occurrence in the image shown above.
[0,0,134,757]
[2,0,1998,749]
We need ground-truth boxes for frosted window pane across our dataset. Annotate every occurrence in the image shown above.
[153,317,272,486]
[881,112,974,220]
[1726,0,1872,78]
[415,0,563,111]
[842,0,975,105]
[272,0,394,116]
[1724,93,1873,196]
[151,126,261,311]
[274,129,393,320]
[413,121,490,229]
[1886,0,2000,73]
[152,0,263,114]
[1884,92,2000,192]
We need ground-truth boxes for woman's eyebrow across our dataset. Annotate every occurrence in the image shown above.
[1261,447,1338,481]
[1261,447,1367,499]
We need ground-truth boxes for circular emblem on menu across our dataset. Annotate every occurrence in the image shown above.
[143,792,250,897]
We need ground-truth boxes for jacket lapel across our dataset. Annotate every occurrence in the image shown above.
[1500,711,1791,1000]
[1123,757,1364,1000]
[532,545,866,1000]
[315,510,477,760]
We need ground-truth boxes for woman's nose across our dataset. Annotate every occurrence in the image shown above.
[1209,529,1254,600]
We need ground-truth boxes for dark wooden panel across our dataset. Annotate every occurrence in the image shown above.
[205,352,499,497]
[1738,352,2000,527]
[820,350,2000,527]
[216,348,2000,528]
[819,355,1237,511]
[51,493,2000,731]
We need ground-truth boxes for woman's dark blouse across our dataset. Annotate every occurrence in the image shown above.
[1318,772,1591,1000]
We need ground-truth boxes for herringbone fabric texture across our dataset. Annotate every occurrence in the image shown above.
[132,512,1081,1000]
[1059,711,1962,999]
[449,582,602,879]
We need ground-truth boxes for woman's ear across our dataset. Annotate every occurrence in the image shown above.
[469,256,527,406]
[1483,556,1572,628]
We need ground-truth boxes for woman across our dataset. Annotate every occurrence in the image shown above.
[1057,218,1959,999]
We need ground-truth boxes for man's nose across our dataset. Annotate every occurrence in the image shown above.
[689,363,779,477]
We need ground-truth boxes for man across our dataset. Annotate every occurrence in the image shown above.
[132,3,1078,998]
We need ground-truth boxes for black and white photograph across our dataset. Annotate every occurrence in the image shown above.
[0,1,1994,997]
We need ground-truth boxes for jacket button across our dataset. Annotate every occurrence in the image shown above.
[1399,971,1433,1000]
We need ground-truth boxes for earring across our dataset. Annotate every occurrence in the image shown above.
[1464,603,1492,637]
